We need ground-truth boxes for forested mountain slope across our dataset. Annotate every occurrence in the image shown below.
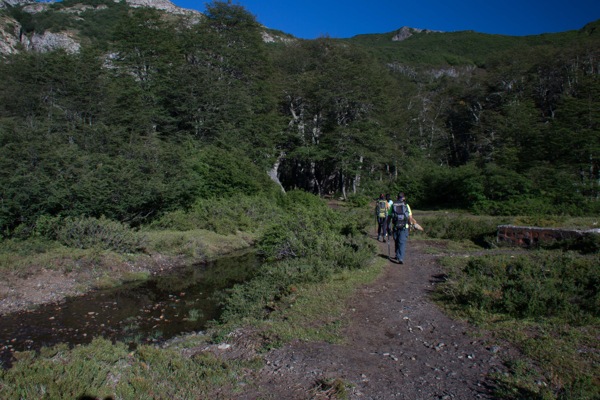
[0,0,598,236]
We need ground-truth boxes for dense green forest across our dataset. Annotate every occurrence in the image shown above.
[0,2,598,398]
[0,0,599,236]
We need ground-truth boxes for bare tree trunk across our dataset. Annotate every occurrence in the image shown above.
[340,170,347,200]
[310,161,321,195]
[353,155,363,194]
[267,152,286,193]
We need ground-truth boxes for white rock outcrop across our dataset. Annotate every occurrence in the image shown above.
[25,30,81,53]
[392,26,443,42]
[0,15,20,55]
[0,0,33,9]
[125,0,191,14]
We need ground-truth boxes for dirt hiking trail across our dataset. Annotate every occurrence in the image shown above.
[227,236,510,399]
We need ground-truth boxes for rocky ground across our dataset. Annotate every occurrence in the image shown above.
[215,238,515,399]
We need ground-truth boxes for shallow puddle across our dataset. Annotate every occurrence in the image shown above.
[0,250,259,368]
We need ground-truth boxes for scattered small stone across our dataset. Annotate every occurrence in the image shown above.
[488,346,501,353]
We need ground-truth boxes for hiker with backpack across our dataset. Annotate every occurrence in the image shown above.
[375,194,389,241]
[391,192,412,264]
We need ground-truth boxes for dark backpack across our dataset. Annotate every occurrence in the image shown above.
[376,199,387,218]
[392,201,409,229]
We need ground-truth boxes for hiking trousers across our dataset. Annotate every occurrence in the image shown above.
[384,215,393,237]
[377,216,387,239]
[393,228,409,262]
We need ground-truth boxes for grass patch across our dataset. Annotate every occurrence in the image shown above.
[511,215,600,230]
[434,250,600,399]
[143,229,256,260]
[121,270,152,282]
[490,320,599,400]
[0,238,94,273]
[415,211,511,248]
[0,337,252,399]
[250,256,386,346]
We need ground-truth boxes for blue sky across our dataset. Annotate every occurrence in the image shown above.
[172,0,600,39]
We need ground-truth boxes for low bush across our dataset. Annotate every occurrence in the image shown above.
[436,250,600,398]
[419,213,507,247]
[219,195,374,326]
[150,195,282,235]
[438,252,599,323]
[0,337,246,399]
[55,216,146,253]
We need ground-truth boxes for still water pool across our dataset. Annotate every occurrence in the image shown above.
[0,250,259,368]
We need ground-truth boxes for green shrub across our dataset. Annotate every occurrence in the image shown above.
[419,213,504,247]
[473,196,566,216]
[56,216,146,253]
[346,192,371,207]
[256,200,340,261]
[219,196,375,325]
[220,251,369,324]
[192,146,279,198]
[276,189,329,211]
[439,252,600,323]
[151,195,282,235]
[0,337,243,399]
[437,250,600,399]
[423,163,486,209]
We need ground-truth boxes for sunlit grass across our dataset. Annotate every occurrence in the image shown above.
[255,257,387,345]
[0,338,251,399]
[143,229,257,260]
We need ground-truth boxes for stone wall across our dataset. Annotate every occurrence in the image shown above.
[497,225,600,247]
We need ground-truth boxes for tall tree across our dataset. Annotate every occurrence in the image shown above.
[276,38,392,195]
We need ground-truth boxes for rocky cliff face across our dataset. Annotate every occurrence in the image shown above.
[0,14,20,55]
[392,26,443,41]
[27,30,81,53]
[125,0,195,15]
[0,0,31,8]
[0,0,294,56]
[0,0,201,56]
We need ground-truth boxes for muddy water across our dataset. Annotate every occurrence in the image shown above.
[0,250,259,368]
